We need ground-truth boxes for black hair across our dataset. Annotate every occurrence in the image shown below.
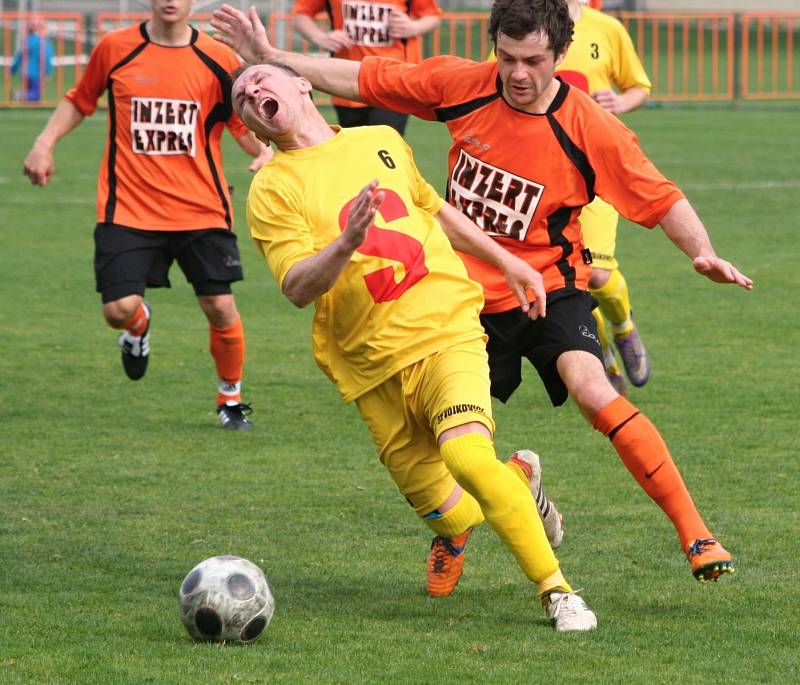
[488,0,574,56]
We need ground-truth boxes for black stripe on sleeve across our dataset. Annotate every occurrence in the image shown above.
[191,39,234,229]
[434,75,503,123]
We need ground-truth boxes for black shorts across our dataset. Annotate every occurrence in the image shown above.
[480,289,603,407]
[334,104,409,136]
[94,223,244,303]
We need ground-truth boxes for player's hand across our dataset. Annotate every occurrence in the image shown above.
[342,180,384,251]
[319,30,352,52]
[693,256,753,290]
[388,11,416,39]
[500,254,547,320]
[592,89,625,114]
[248,143,274,171]
[211,4,272,63]
[23,143,54,186]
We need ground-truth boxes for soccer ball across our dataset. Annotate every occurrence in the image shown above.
[179,555,275,643]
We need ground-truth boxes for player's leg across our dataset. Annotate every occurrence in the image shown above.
[422,340,595,630]
[591,305,626,395]
[176,229,250,430]
[94,223,165,380]
[354,374,485,598]
[593,268,649,387]
[480,307,569,543]
[549,297,733,581]
[583,198,649,387]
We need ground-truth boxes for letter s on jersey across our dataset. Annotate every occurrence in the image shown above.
[338,188,429,303]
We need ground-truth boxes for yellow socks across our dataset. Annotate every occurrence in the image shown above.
[591,268,633,338]
[422,490,484,538]
[439,433,561,585]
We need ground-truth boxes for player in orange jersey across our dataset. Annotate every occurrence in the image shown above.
[213,0,751,585]
[291,0,440,135]
[233,60,596,631]
[23,0,272,430]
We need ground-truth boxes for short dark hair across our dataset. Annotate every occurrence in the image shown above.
[230,60,301,84]
[489,0,573,57]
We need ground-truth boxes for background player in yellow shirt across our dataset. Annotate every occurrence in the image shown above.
[233,61,597,632]
[556,0,652,394]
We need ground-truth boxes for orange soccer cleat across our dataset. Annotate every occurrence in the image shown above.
[427,528,472,597]
[686,538,736,582]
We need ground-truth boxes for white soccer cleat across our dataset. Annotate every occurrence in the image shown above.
[542,590,597,633]
[508,450,564,548]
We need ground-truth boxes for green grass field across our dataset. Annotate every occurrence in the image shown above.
[1,105,798,684]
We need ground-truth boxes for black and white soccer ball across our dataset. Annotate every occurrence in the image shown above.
[179,555,275,643]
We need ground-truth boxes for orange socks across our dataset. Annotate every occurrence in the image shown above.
[110,302,149,335]
[210,317,245,406]
[593,396,712,550]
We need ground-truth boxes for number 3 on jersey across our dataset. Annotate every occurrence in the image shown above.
[338,187,429,303]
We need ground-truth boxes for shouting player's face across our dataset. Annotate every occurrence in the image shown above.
[233,64,312,144]
[495,31,567,113]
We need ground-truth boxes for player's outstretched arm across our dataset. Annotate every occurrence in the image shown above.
[23,99,84,186]
[435,202,546,319]
[211,4,361,101]
[281,180,384,308]
[659,198,753,290]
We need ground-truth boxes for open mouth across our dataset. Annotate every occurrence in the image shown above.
[260,97,278,120]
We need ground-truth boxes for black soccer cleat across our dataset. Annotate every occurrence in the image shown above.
[117,303,151,381]
[217,402,254,431]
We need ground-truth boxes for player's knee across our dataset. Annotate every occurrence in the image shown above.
[102,297,140,328]
[439,434,499,497]
[589,267,612,290]
[199,294,238,328]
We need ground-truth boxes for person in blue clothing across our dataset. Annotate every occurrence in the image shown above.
[12,16,54,102]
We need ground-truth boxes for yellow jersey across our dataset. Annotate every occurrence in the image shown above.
[247,126,486,402]
[557,6,651,95]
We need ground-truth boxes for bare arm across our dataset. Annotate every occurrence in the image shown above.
[282,180,384,307]
[293,13,352,52]
[235,131,274,171]
[211,4,362,101]
[659,198,753,289]
[592,86,649,115]
[435,202,547,319]
[23,98,85,186]
[388,12,440,39]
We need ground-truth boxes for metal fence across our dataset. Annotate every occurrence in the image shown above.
[2,10,799,107]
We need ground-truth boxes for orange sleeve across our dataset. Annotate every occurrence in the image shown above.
[410,0,442,18]
[65,35,112,116]
[225,112,250,139]
[359,55,475,120]
[586,112,684,227]
[291,0,326,18]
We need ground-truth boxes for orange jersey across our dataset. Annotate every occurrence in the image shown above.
[359,56,684,313]
[66,23,248,231]
[291,0,440,107]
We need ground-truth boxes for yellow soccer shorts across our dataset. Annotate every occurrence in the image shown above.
[580,195,619,271]
[354,337,495,517]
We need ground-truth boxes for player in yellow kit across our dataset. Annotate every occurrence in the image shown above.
[556,0,652,394]
[233,61,597,632]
